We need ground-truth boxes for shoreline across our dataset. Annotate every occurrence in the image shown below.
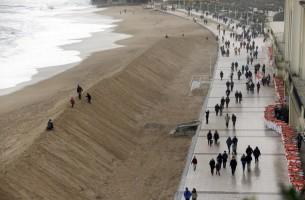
[0,6,218,200]
[0,8,131,96]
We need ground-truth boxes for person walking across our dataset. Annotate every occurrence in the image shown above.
[209,158,216,175]
[217,153,223,167]
[225,114,230,128]
[86,93,92,104]
[238,70,242,80]
[253,146,261,163]
[297,133,303,150]
[241,154,247,173]
[215,104,220,116]
[207,130,213,146]
[232,114,237,128]
[238,91,242,103]
[232,136,238,155]
[220,71,224,80]
[257,82,261,94]
[230,81,234,91]
[213,130,220,144]
[191,188,197,200]
[230,156,237,176]
[235,91,239,103]
[246,153,252,171]
[226,88,231,97]
[215,162,221,176]
[222,151,228,168]
[184,187,192,200]
[77,84,83,100]
[70,97,75,108]
[225,96,230,108]
[226,136,232,153]
[205,110,210,124]
[191,156,198,171]
[226,81,230,90]
[219,104,223,116]
[221,97,225,108]
[246,145,253,156]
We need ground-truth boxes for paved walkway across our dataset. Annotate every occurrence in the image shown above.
[167,10,290,200]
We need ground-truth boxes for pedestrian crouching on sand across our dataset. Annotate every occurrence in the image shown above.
[77,84,83,100]
[191,188,198,200]
[70,97,75,108]
[86,93,92,104]
[46,119,54,131]
[184,187,192,200]
[191,156,198,171]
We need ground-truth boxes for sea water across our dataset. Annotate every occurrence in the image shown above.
[0,0,129,94]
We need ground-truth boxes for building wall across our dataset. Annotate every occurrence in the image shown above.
[284,0,305,79]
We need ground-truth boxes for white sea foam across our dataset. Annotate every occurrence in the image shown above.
[0,0,130,93]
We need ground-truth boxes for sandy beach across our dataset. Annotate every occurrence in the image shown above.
[0,6,217,200]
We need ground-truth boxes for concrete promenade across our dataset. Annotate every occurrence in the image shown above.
[168,10,290,200]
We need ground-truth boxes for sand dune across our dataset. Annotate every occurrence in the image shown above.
[0,7,217,200]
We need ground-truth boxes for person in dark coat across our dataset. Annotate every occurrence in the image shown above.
[46,119,54,131]
[191,156,198,171]
[207,130,213,146]
[246,154,252,171]
[219,104,223,116]
[225,97,230,108]
[232,136,238,154]
[241,154,247,173]
[209,158,216,175]
[230,156,237,175]
[230,81,234,91]
[237,70,242,80]
[226,81,230,90]
[214,130,220,144]
[226,137,232,153]
[253,146,261,163]
[222,151,228,168]
[86,93,92,104]
[217,153,223,167]
[215,162,221,176]
[205,110,210,124]
[235,91,239,103]
[232,114,237,128]
[221,97,225,108]
[225,114,230,128]
[238,91,242,103]
[226,88,231,97]
[246,145,253,156]
[77,84,83,100]
[191,188,198,200]
[184,187,192,200]
[220,71,224,80]
[297,133,303,150]
[257,82,261,94]
[215,104,220,116]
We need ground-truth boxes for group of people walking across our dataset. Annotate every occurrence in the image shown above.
[46,84,92,131]
[70,84,92,108]
[184,11,269,200]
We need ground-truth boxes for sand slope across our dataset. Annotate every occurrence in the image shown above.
[0,7,217,200]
